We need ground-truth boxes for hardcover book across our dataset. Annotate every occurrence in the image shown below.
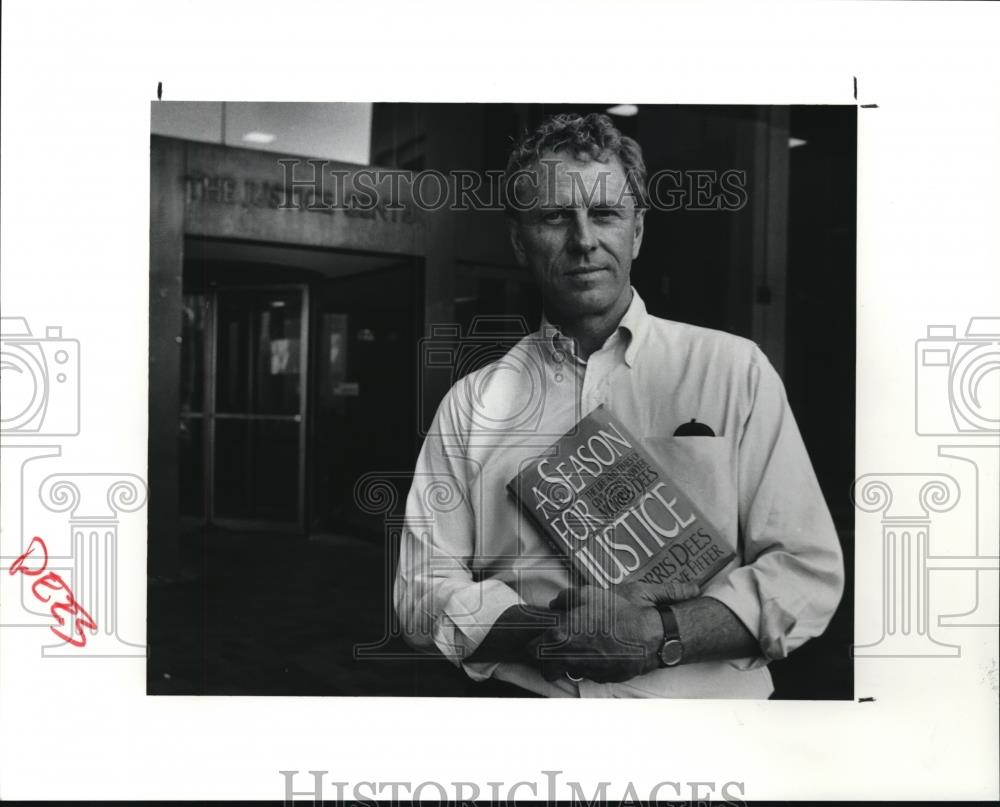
[507,405,735,590]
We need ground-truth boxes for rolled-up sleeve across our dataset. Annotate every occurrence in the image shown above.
[702,347,845,669]
[393,390,525,677]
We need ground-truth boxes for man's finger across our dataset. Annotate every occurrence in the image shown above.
[654,581,701,604]
[550,585,605,611]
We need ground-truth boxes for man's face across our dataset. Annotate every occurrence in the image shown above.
[508,150,644,322]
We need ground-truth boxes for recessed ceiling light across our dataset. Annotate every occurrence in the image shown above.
[606,104,639,117]
[788,137,808,148]
[243,131,277,144]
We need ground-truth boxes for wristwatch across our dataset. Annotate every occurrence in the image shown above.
[657,606,684,667]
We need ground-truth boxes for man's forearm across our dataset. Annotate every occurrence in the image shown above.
[465,604,556,664]
[669,596,759,664]
[465,596,759,671]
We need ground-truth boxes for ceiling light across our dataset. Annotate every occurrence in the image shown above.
[606,104,639,117]
[243,131,277,144]
[788,137,808,148]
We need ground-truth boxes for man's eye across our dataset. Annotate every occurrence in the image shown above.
[542,210,569,223]
[591,208,617,219]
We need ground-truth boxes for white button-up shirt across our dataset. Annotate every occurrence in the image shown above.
[394,290,844,697]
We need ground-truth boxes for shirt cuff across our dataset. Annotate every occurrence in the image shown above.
[701,579,771,671]
[431,580,525,681]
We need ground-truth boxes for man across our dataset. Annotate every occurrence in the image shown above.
[394,112,844,698]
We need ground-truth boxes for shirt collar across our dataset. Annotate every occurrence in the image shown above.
[538,287,650,368]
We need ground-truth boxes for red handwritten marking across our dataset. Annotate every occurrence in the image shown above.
[10,536,48,576]
[9,536,97,647]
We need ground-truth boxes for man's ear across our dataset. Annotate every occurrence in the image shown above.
[631,208,646,260]
[507,215,528,266]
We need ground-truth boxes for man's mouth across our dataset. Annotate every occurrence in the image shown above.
[566,266,607,277]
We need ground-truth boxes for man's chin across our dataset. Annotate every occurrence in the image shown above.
[549,286,622,319]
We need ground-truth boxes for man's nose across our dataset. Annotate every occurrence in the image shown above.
[569,212,598,253]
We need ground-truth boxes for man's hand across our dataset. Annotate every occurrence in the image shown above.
[567,580,700,611]
[529,581,700,684]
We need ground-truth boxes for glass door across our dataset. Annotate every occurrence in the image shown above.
[208,285,308,531]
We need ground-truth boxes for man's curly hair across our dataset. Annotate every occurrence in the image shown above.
[503,112,649,215]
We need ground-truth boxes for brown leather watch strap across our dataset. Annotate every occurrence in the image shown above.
[659,605,681,642]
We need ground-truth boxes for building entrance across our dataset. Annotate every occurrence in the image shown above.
[178,238,422,537]
[179,284,309,530]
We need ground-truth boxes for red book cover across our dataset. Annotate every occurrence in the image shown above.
[507,405,735,589]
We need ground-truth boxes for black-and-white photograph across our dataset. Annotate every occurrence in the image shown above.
[147,102,856,699]
[4,1,1000,801]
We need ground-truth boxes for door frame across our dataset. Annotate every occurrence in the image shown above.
[204,282,310,533]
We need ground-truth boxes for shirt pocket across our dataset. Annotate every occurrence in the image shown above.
[641,436,737,537]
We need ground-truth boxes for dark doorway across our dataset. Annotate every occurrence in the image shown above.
[180,238,423,537]
[309,264,424,537]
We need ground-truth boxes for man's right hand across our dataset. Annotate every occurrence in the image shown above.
[464,604,558,664]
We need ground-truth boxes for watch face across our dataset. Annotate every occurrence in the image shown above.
[660,639,683,667]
